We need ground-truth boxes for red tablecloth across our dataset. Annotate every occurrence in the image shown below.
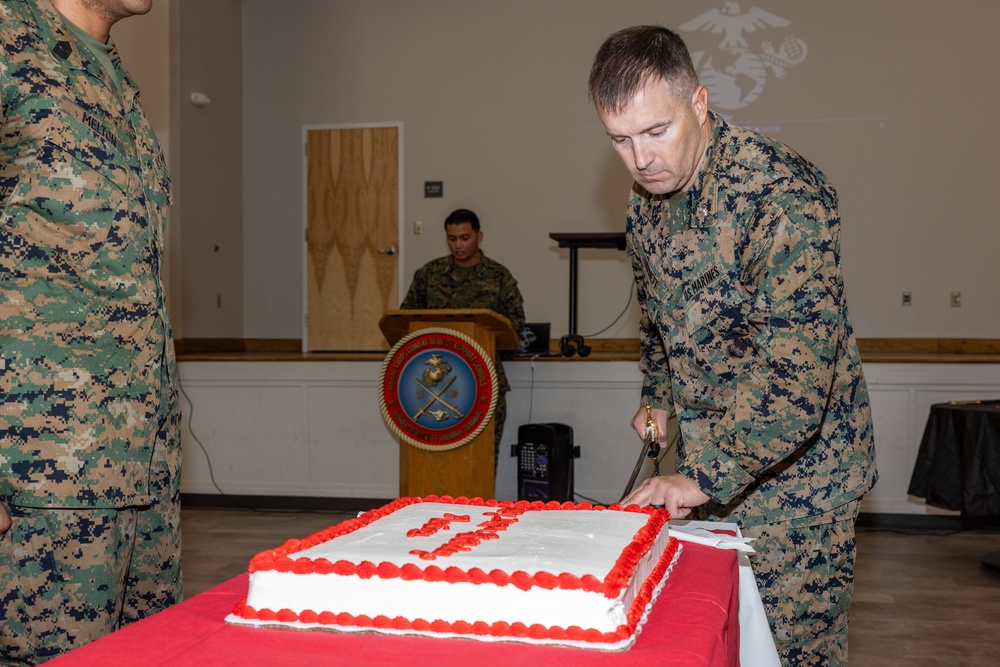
[49,542,739,666]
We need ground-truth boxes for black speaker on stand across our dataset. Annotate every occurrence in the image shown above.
[510,423,580,502]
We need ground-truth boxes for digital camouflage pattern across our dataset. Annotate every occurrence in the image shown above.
[400,252,525,394]
[0,0,177,507]
[741,499,860,666]
[1,439,181,664]
[625,111,876,663]
[400,253,525,342]
[401,252,524,466]
[0,0,181,660]
[626,111,876,527]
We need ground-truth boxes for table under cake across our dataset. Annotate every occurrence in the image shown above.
[48,540,740,667]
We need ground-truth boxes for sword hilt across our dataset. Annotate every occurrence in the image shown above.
[644,402,661,476]
[619,402,662,503]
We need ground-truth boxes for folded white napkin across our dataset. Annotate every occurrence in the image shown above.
[670,520,757,553]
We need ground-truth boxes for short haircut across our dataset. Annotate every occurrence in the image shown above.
[588,25,698,115]
[444,208,480,231]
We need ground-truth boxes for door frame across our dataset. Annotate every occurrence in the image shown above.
[301,122,404,352]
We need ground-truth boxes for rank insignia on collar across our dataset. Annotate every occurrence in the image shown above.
[54,40,73,59]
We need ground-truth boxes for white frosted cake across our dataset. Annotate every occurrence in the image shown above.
[226,495,680,650]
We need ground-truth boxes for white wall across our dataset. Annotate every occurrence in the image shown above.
[179,358,1000,516]
[172,0,244,338]
[115,1,1000,342]
[233,0,1000,342]
[178,360,651,504]
[107,0,246,338]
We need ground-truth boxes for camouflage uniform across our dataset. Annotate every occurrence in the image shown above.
[626,111,876,665]
[401,252,525,469]
[0,1,181,663]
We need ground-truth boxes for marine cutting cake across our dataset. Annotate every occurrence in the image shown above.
[226,495,681,650]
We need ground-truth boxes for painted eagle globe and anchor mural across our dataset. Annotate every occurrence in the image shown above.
[379,327,498,451]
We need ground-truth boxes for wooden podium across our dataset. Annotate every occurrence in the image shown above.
[379,309,518,500]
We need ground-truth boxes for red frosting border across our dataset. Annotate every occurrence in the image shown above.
[237,496,677,644]
[248,496,668,597]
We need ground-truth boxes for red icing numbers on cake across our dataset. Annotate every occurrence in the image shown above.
[408,507,524,560]
[405,512,471,538]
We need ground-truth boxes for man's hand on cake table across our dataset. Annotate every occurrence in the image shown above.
[621,474,710,519]
[0,502,11,537]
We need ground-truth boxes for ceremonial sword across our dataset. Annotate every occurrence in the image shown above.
[619,402,664,503]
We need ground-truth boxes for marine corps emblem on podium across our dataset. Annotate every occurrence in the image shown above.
[379,327,498,451]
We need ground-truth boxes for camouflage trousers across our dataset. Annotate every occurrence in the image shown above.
[741,499,861,667]
[0,496,182,666]
[0,407,182,667]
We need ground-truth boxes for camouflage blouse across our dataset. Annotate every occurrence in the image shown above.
[401,252,525,393]
[626,111,876,527]
[1,0,176,507]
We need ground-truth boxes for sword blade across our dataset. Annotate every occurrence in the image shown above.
[619,441,649,503]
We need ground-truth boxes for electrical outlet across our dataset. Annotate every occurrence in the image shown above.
[950,292,962,308]
[414,220,423,235]
[902,291,912,306]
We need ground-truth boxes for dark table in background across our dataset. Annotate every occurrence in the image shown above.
[909,400,1000,569]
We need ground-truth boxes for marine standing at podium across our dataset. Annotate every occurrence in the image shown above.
[589,26,877,666]
[400,209,525,474]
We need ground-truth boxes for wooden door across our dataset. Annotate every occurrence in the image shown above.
[306,126,399,351]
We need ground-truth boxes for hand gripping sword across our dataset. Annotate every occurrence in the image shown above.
[619,402,662,503]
